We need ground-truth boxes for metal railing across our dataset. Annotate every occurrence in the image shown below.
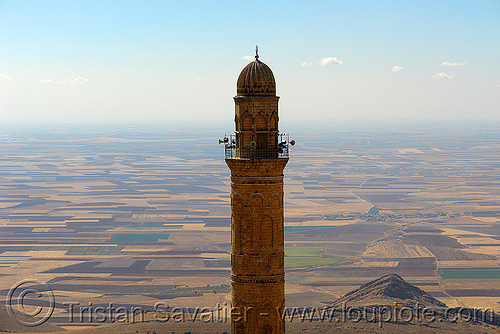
[221,133,291,160]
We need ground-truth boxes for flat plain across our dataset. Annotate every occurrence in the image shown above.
[0,122,499,329]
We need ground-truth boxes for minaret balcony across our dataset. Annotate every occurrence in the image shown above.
[222,133,292,160]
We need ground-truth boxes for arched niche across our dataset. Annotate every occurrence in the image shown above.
[242,114,252,131]
[270,113,278,131]
[249,193,264,213]
[233,193,244,212]
[255,114,267,131]
[269,193,282,209]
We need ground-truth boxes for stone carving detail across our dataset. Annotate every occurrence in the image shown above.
[232,191,285,258]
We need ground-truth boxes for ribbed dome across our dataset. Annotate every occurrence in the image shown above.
[237,59,276,96]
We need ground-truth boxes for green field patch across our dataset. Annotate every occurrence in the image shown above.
[438,269,500,280]
[284,246,343,268]
[106,233,170,243]
[221,246,343,268]
[285,246,324,257]
[367,206,380,214]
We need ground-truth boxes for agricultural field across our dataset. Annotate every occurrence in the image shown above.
[0,122,499,328]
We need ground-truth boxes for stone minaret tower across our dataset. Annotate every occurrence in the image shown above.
[223,48,290,334]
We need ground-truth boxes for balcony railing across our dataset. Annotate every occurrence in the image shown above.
[221,133,291,160]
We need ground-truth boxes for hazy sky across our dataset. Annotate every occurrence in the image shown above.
[0,0,499,125]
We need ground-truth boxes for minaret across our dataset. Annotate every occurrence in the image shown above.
[222,47,291,334]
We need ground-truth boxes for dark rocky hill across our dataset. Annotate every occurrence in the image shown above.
[330,273,447,308]
[0,304,61,333]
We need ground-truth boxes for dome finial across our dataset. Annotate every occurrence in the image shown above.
[255,45,259,60]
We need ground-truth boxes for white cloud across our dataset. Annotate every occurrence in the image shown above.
[0,73,13,82]
[86,61,94,64]
[241,55,254,61]
[441,61,468,67]
[194,77,203,81]
[431,72,454,79]
[301,62,313,67]
[318,57,343,66]
[40,77,89,85]
[68,77,89,85]
[390,66,404,72]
